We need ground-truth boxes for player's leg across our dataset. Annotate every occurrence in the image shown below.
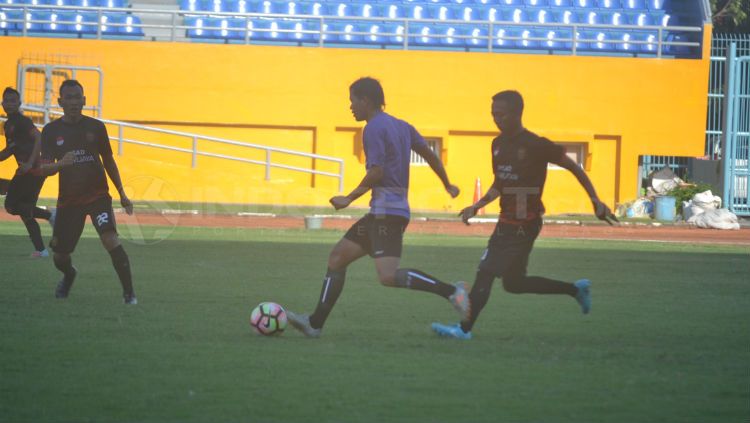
[3,174,46,254]
[497,219,590,313]
[368,215,451,292]
[366,215,469,318]
[433,222,516,339]
[28,174,51,221]
[288,216,370,336]
[50,206,85,298]
[91,198,136,304]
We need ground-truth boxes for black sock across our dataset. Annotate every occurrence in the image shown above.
[461,269,495,333]
[109,245,134,297]
[33,207,52,220]
[53,254,76,281]
[21,216,45,251]
[309,268,346,329]
[393,268,455,298]
[503,276,577,296]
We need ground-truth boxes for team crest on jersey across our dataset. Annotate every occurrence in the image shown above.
[85,132,95,143]
[56,136,64,146]
[493,149,500,156]
[517,148,526,160]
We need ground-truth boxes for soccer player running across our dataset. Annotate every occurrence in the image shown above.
[432,90,618,340]
[1,87,54,257]
[39,80,137,304]
[287,77,468,337]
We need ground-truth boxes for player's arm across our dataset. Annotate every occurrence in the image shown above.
[553,154,618,225]
[17,127,41,174]
[458,179,501,225]
[411,142,460,198]
[0,141,14,161]
[40,151,75,176]
[102,154,133,215]
[330,165,383,210]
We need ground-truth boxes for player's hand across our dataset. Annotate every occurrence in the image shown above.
[330,195,352,210]
[121,195,134,215]
[445,184,460,199]
[59,151,75,168]
[592,198,619,226]
[458,205,478,225]
[16,162,32,175]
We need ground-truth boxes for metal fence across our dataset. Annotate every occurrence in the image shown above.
[707,33,750,159]
[640,33,750,186]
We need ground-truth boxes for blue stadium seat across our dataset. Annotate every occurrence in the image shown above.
[361,22,382,44]
[595,0,621,8]
[40,10,67,32]
[465,26,488,48]
[21,11,43,31]
[411,25,438,46]
[548,0,573,6]
[381,22,405,45]
[383,3,404,19]
[0,9,19,31]
[623,0,645,9]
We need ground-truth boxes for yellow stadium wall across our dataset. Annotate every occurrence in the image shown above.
[0,31,711,215]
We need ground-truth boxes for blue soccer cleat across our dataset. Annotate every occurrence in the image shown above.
[574,279,591,314]
[431,322,472,340]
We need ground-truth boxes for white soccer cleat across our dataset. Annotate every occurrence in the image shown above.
[449,281,471,321]
[286,310,321,338]
[30,249,49,258]
[48,208,57,229]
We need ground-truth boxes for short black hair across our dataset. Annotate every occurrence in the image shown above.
[59,79,84,96]
[2,87,20,99]
[350,77,385,109]
[492,90,524,116]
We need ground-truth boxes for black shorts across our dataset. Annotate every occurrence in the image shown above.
[478,218,542,279]
[50,196,117,254]
[343,214,409,258]
[3,172,45,215]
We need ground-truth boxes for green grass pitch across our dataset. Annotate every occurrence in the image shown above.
[1,220,748,423]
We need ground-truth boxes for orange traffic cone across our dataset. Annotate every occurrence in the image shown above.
[474,177,485,215]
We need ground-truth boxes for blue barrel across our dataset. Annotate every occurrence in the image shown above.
[654,195,676,221]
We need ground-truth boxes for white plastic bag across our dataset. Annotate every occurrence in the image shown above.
[688,208,740,230]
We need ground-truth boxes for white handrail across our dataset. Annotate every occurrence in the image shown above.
[0,3,703,57]
[11,106,345,192]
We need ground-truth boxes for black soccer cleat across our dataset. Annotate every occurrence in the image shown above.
[123,294,138,305]
[54,266,77,299]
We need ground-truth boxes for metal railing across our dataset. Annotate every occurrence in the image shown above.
[0,3,703,58]
[17,64,104,122]
[6,105,345,192]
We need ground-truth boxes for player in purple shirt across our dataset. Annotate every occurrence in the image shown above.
[287,77,469,338]
[432,90,618,340]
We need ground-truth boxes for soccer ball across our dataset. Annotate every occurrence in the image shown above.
[250,302,287,336]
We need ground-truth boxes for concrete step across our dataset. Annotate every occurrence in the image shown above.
[131,1,186,41]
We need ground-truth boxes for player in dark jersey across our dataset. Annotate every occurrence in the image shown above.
[286,77,467,338]
[39,80,137,304]
[432,90,618,340]
[1,87,53,257]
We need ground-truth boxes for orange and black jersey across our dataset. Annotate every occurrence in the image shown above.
[3,112,38,165]
[491,129,565,222]
[41,116,112,207]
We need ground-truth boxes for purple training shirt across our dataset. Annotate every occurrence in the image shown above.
[363,111,428,219]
